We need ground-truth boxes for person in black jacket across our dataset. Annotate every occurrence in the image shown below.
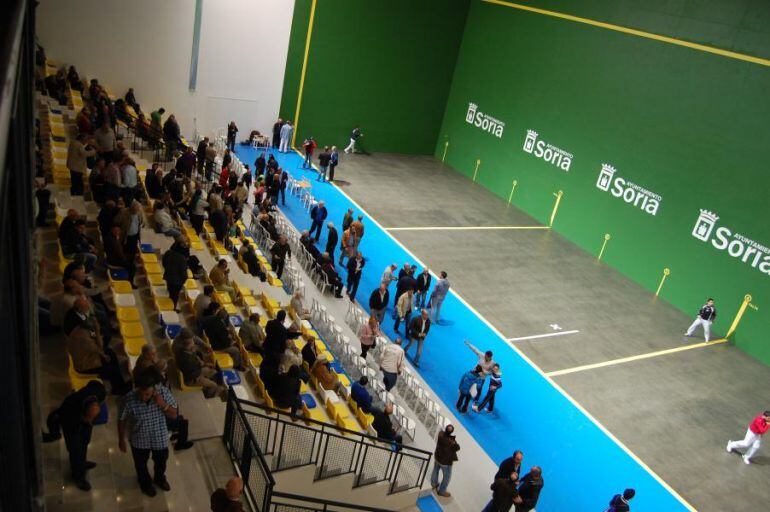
[345,251,365,301]
[317,146,331,182]
[202,306,245,370]
[104,225,136,287]
[369,283,390,325]
[261,310,301,391]
[240,242,267,281]
[270,235,291,278]
[415,268,432,309]
[254,151,267,177]
[272,119,283,148]
[494,450,524,480]
[483,472,521,512]
[607,489,635,512]
[325,222,338,261]
[393,269,416,318]
[196,137,209,176]
[271,364,302,416]
[162,239,189,310]
[42,380,106,491]
[371,403,402,449]
[226,121,238,152]
[515,467,543,512]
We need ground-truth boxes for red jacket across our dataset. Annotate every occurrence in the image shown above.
[219,166,230,188]
[749,414,769,435]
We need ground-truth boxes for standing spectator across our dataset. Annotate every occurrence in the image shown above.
[404,309,430,365]
[254,151,267,177]
[42,380,106,491]
[104,225,137,287]
[94,123,116,162]
[456,365,484,414]
[124,200,144,257]
[475,364,502,413]
[344,125,362,153]
[176,145,196,178]
[495,450,523,480]
[150,107,165,134]
[280,168,289,205]
[379,337,404,391]
[279,121,293,153]
[727,410,770,464]
[211,477,244,512]
[381,264,398,289]
[309,201,327,241]
[415,268,432,309]
[317,146,331,181]
[431,424,460,498]
[196,137,209,176]
[515,467,544,512]
[35,178,52,227]
[350,215,365,244]
[684,297,717,342]
[162,238,189,311]
[66,134,96,196]
[369,283,389,325]
[189,188,209,234]
[465,340,496,407]
[358,316,380,359]
[121,157,139,205]
[394,268,416,317]
[429,271,450,323]
[272,118,284,148]
[371,403,402,449]
[394,290,414,337]
[607,489,636,512]
[341,208,354,232]
[329,146,339,182]
[118,373,183,497]
[325,222,338,261]
[339,225,357,266]
[302,136,317,168]
[346,251,365,301]
[125,87,141,114]
[205,142,218,181]
[270,235,291,279]
[226,121,238,151]
[483,472,521,512]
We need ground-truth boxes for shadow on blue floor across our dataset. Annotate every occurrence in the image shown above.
[234,146,690,511]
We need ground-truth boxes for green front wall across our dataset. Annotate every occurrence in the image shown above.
[279,0,470,154]
[437,1,770,363]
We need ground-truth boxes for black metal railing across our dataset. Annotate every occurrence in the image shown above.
[225,391,432,497]
[269,491,392,512]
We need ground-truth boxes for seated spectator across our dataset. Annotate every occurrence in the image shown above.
[125,87,141,114]
[350,376,373,413]
[153,201,182,237]
[209,259,234,294]
[321,260,344,298]
[371,403,402,449]
[272,365,303,416]
[66,319,130,395]
[202,305,245,370]
[211,477,244,512]
[311,353,339,391]
[176,329,226,399]
[172,327,212,361]
[239,313,265,353]
[290,291,311,321]
[132,343,168,383]
[103,225,136,287]
[240,241,266,281]
[189,188,209,234]
[194,285,215,320]
[279,340,304,376]
[58,210,97,271]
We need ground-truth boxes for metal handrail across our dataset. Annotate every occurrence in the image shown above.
[270,491,394,512]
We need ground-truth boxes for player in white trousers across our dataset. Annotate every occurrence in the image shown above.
[684,298,717,341]
[727,411,769,464]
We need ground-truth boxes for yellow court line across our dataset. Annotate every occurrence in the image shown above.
[483,0,770,68]
[547,338,728,377]
[385,225,549,232]
[291,149,695,511]
[291,0,317,148]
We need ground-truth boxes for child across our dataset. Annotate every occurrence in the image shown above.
[474,364,502,413]
[456,365,484,414]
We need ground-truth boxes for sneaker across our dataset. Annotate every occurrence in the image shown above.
[471,404,479,413]
[154,478,171,491]
[437,491,452,498]
[726,441,733,453]
[74,478,91,491]
[140,484,157,497]
[742,455,751,465]
[174,440,194,451]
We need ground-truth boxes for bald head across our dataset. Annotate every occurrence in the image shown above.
[225,477,243,499]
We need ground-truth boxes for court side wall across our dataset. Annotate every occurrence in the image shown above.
[279,0,470,155]
[36,0,294,139]
[436,0,770,364]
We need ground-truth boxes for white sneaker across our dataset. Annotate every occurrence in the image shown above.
[726,441,732,453]
[471,404,479,413]
[742,455,751,465]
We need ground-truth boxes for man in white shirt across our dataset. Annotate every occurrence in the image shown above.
[381,264,398,287]
[379,337,405,391]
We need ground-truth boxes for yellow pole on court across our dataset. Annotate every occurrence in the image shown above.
[472,159,481,182]
[291,0,317,149]
[548,190,563,227]
[655,268,670,297]
[725,294,754,339]
[597,233,611,261]
[441,140,449,163]
[507,180,518,206]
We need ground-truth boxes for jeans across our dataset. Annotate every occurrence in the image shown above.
[394,311,411,334]
[63,423,93,480]
[346,274,361,301]
[167,282,183,308]
[430,462,452,494]
[478,388,497,411]
[309,220,323,241]
[317,166,327,181]
[430,296,445,323]
[329,164,336,181]
[382,371,398,391]
[303,153,312,168]
[131,446,168,488]
[415,291,427,309]
[403,337,424,364]
[272,257,285,279]
[456,392,472,413]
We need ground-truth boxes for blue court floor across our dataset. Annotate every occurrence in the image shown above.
[234,145,691,511]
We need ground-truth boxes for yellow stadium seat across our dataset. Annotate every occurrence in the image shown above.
[140,252,158,264]
[179,370,203,392]
[67,353,102,390]
[116,306,140,322]
[124,336,145,357]
[111,280,133,294]
[147,273,165,286]
[356,407,374,429]
[144,262,162,274]
[248,352,263,367]
[155,297,175,312]
[336,372,350,388]
[235,283,252,297]
[242,295,258,307]
[214,352,234,369]
[184,279,198,290]
[302,402,326,424]
[335,411,360,433]
[223,303,238,315]
[215,292,232,304]
[119,322,145,339]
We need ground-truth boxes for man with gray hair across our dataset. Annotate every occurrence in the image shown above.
[429,271,450,324]
[379,337,405,391]
[325,221,338,261]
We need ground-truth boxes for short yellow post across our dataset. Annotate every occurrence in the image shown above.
[725,294,754,339]
[472,159,481,182]
[441,140,449,163]
[655,268,670,297]
[597,234,611,261]
[548,190,563,227]
[507,180,518,206]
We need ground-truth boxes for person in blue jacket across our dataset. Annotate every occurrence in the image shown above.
[456,365,484,414]
[309,201,328,242]
[350,376,373,413]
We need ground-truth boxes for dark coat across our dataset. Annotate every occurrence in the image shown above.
[369,288,389,310]
[325,227,338,254]
[434,430,460,466]
[162,245,189,285]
